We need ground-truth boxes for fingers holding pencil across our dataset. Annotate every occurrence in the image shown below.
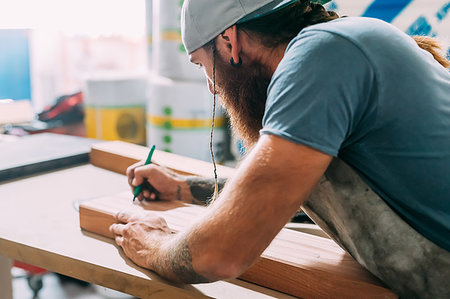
[130,145,156,202]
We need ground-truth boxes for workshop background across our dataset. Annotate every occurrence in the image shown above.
[0,1,449,296]
[1,0,449,161]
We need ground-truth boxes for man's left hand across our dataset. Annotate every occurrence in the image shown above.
[109,211,174,269]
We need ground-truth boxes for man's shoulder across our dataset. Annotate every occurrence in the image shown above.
[287,17,404,56]
[299,17,400,40]
[277,18,380,78]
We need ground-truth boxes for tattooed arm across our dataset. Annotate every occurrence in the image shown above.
[185,177,227,205]
[110,212,212,284]
[126,162,227,205]
[112,135,332,283]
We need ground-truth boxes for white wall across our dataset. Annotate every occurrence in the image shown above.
[0,0,147,112]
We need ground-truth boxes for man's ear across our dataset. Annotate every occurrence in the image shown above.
[217,25,241,64]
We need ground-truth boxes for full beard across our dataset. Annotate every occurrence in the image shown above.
[211,52,272,149]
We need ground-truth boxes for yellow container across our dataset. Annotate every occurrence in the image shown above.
[85,105,146,144]
[84,74,148,145]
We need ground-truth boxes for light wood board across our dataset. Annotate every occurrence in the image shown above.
[90,141,237,178]
[0,256,12,299]
[80,192,396,299]
[0,165,298,299]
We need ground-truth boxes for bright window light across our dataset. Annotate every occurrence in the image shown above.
[0,0,145,37]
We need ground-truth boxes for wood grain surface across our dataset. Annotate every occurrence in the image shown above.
[80,192,397,299]
[0,256,13,299]
[90,141,237,178]
[86,141,397,298]
[0,165,297,299]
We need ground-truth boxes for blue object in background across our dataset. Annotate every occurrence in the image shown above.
[406,16,435,36]
[330,0,450,61]
[0,29,32,101]
[362,0,414,23]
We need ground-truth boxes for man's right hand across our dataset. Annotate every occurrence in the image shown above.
[126,162,188,202]
[126,161,227,205]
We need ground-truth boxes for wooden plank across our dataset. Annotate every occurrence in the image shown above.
[1,239,202,299]
[1,165,295,299]
[90,141,236,178]
[0,256,12,299]
[80,193,397,299]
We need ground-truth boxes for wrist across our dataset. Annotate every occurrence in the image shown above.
[146,233,173,273]
[173,177,194,204]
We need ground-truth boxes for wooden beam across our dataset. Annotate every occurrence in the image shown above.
[1,164,295,299]
[90,141,236,178]
[86,141,396,298]
[0,256,12,299]
[80,193,396,299]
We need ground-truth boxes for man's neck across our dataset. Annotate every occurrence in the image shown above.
[266,44,289,75]
[249,43,288,76]
[238,29,289,76]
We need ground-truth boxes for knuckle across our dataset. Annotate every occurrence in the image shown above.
[122,226,130,236]
[155,216,167,226]
[134,167,145,176]
[126,166,133,176]
[146,164,159,176]
[126,162,140,175]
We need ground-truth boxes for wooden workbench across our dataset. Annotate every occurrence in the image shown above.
[0,164,296,298]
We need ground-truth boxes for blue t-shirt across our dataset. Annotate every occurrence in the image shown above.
[261,17,450,251]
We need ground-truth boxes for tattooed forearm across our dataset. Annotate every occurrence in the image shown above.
[167,237,211,284]
[176,185,181,201]
[186,177,227,205]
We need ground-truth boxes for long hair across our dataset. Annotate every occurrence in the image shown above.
[412,36,450,68]
[237,0,449,68]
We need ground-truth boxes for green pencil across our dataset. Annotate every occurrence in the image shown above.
[132,145,156,202]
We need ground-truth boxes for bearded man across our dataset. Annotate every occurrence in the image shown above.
[109,0,450,297]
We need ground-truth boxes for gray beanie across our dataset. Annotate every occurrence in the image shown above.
[181,0,332,54]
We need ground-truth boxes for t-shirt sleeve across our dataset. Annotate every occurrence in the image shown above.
[261,30,376,157]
